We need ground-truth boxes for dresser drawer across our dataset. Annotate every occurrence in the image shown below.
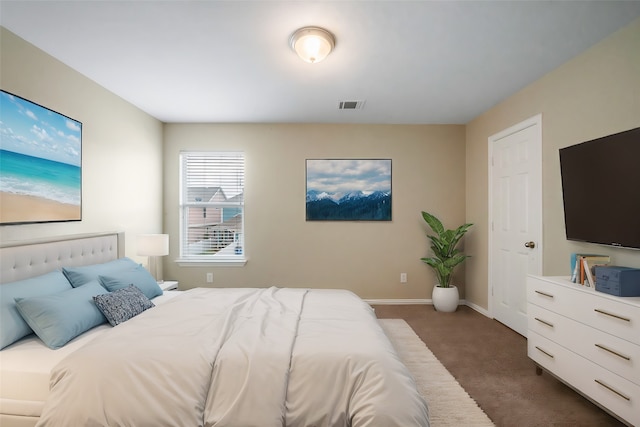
[527,276,582,315]
[528,304,640,386]
[527,276,640,345]
[529,331,639,427]
[577,296,640,347]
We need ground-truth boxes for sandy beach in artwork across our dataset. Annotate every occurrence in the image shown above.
[0,191,80,223]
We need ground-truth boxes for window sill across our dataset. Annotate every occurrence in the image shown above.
[175,258,247,267]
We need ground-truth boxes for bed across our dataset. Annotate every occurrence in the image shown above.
[0,232,429,427]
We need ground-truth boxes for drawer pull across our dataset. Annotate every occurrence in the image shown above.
[535,290,554,298]
[594,309,631,322]
[535,346,554,359]
[595,344,631,361]
[594,379,631,401]
[534,317,554,328]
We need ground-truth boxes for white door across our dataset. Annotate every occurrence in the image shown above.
[489,115,542,337]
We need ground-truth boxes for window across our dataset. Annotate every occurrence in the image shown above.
[179,152,245,264]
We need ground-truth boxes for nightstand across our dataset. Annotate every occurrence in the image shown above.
[159,280,179,291]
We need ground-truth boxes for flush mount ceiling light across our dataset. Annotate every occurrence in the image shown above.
[289,26,335,64]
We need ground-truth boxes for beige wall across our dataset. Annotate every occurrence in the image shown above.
[0,28,164,260]
[5,16,639,305]
[164,124,466,300]
[465,18,640,309]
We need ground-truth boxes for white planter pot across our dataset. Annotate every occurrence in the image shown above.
[432,285,459,312]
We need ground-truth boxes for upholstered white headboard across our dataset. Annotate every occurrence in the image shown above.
[0,232,124,284]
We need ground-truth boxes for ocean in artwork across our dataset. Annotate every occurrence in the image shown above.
[0,149,81,206]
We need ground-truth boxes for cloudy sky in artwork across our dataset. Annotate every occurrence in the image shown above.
[0,91,81,167]
[306,159,391,194]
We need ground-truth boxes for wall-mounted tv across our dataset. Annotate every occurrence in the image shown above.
[0,90,82,225]
[559,127,640,250]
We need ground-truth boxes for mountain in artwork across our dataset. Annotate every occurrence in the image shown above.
[306,190,391,220]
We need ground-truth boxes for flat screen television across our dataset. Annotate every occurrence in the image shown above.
[559,127,640,250]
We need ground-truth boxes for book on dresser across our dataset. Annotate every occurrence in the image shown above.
[570,254,610,286]
[582,257,595,287]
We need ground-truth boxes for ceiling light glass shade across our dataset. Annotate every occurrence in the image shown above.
[290,27,335,63]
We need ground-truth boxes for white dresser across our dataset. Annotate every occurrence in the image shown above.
[527,275,640,426]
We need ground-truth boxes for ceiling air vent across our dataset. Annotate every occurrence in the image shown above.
[338,100,365,110]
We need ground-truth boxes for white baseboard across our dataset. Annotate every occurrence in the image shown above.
[366,298,492,319]
[365,298,472,306]
[365,298,430,305]
[465,300,491,318]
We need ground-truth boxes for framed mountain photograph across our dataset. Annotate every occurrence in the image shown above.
[0,90,82,225]
[306,159,391,221]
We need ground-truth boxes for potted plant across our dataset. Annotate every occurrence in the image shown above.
[420,211,473,312]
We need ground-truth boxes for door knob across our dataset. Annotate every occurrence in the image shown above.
[525,241,536,248]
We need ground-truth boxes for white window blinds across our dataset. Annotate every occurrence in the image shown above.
[179,152,245,262]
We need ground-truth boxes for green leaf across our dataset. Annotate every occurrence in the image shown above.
[422,211,444,235]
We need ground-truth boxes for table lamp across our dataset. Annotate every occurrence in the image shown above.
[137,234,169,283]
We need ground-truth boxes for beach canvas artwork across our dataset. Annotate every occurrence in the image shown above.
[306,159,391,221]
[0,90,82,225]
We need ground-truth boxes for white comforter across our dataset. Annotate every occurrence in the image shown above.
[37,288,429,427]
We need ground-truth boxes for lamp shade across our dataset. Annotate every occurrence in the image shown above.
[290,27,335,63]
[137,234,169,257]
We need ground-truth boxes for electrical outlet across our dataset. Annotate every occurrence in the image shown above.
[400,273,407,283]
[206,272,214,283]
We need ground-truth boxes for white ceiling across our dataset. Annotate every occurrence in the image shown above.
[2,1,639,124]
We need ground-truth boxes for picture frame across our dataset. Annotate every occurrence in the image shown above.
[0,90,82,225]
[306,159,392,221]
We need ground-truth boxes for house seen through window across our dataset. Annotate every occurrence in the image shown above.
[179,152,245,263]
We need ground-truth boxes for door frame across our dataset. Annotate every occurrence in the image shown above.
[487,113,543,319]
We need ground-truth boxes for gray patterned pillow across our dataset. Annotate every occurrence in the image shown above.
[93,285,155,326]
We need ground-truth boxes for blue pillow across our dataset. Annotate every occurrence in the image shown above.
[62,257,139,288]
[94,285,155,326]
[14,280,108,349]
[99,265,163,300]
[0,271,73,349]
